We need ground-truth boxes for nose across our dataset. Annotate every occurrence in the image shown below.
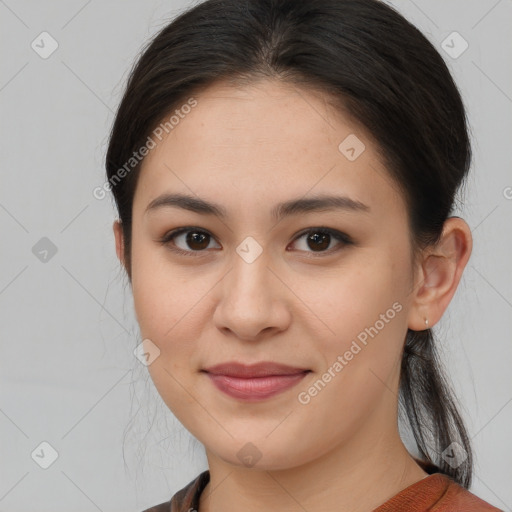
[212,248,292,341]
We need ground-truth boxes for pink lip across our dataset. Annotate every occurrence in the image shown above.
[202,362,311,401]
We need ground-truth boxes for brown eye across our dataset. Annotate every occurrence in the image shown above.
[290,228,352,255]
[160,227,220,256]
[306,232,330,251]
[183,231,210,250]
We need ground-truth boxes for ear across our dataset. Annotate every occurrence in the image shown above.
[408,217,472,331]
[113,220,127,270]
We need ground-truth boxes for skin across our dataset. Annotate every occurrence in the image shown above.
[113,78,472,512]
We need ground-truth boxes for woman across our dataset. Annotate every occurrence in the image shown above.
[105,0,502,510]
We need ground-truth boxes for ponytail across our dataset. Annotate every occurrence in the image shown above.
[400,328,473,488]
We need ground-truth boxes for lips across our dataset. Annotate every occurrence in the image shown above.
[201,362,311,401]
[202,361,310,378]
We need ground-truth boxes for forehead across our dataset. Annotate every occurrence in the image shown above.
[134,79,406,222]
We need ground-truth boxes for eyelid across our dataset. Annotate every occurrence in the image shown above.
[159,226,353,257]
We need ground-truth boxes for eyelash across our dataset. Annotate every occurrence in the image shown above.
[158,226,353,258]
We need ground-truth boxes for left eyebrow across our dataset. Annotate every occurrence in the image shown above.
[144,192,370,221]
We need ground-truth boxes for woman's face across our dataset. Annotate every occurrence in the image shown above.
[121,79,420,470]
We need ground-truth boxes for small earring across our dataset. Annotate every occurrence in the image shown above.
[425,318,429,329]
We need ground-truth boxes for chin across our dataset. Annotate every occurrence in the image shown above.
[207,434,320,472]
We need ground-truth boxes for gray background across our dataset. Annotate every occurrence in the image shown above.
[1,0,511,511]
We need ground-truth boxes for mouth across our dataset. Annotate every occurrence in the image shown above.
[201,361,311,402]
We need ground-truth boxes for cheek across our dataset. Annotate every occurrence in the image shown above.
[130,250,207,418]
[300,253,411,400]
[297,257,407,341]
[130,238,190,346]
[132,274,200,350]
[291,263,408,440]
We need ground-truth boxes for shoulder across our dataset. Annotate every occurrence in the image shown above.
[140,470,210,512]
[440,476,504,511]
[374,472,503,512]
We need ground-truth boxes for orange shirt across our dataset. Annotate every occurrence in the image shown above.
[142,469,503,511]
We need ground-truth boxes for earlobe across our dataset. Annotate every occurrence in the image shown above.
[113,220,126,268]
[407,217,472,331]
